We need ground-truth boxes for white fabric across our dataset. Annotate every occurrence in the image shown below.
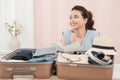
[57,53,88,64]
[86,47,117,55]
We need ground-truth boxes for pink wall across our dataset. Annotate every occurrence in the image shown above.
[34,0,120,63]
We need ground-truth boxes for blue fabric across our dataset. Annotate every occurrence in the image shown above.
[12,50,33,60]
[62,30,73,45]
[28,56,54,62]
[62,30,100,51]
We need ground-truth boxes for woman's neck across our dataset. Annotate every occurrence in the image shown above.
[73,26,87,39]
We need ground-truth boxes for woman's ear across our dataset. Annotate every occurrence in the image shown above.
[84,18,88,24]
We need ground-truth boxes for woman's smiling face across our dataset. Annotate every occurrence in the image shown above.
[69,10,87,30]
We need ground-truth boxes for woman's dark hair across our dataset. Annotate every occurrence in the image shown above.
[72,5,96,30]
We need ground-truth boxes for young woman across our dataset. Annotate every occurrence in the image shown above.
[61,5,100,51]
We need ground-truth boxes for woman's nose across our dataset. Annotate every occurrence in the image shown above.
[70,18,76,23]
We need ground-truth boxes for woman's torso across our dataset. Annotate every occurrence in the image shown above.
[62,30,100,51]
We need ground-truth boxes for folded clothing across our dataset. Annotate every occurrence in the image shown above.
[12,50,33,60]
[33,47,57,57]
[0,59,26,62]
[28,56,54,62]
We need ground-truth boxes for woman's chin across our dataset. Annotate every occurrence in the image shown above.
[72,27,79,30]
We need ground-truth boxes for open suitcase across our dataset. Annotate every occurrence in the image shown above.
[0,49,54,79]
[56,53,113,80]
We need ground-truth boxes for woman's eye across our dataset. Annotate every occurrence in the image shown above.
[74,15,79,19]
[69,15,79,20]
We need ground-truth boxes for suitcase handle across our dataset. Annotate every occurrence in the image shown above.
[13,75,34,79]
[7,66,36,71]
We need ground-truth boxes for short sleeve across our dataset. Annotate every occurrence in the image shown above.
[62,30,72,45]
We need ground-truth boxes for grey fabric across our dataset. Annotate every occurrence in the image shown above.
[33,47,57,57]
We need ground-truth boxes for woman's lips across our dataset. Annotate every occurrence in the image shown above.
[71,22,77,26]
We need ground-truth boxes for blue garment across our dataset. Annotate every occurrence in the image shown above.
[12,50,33,60]
[28,56,54,62]
[62,30,100,51]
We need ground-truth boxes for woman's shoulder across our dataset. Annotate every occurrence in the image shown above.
[87,30,99,34]
[62,30,73,45]
[87,30,100,36]
[87,30,99,33]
